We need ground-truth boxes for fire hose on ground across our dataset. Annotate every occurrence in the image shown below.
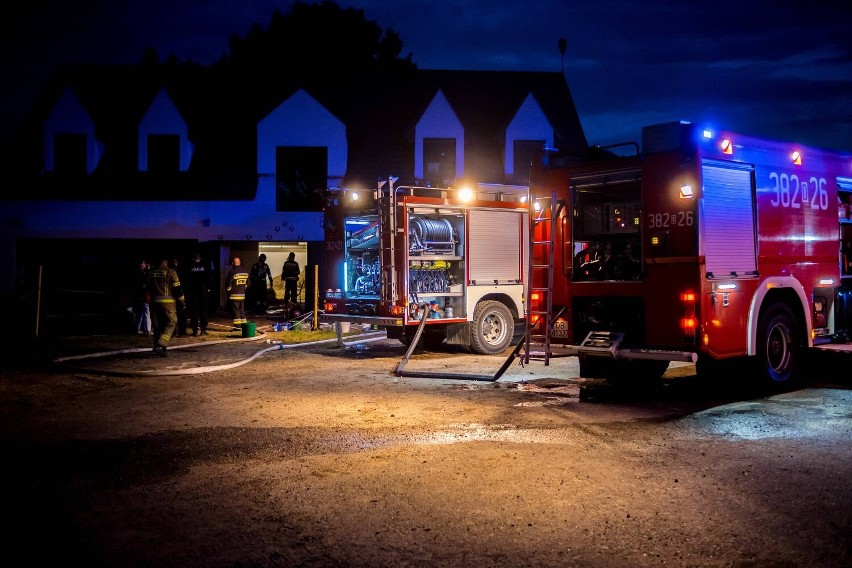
[52,318,387,377]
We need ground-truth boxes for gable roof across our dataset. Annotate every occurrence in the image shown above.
[4,63,587,200]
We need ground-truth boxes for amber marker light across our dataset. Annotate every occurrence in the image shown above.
[792,150,802,166]
[721,138,733,155]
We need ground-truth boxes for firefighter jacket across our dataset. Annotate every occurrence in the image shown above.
[147,262,185,306]
[282,259,300,281]
[225,265,250,301]
[250,261,274,288]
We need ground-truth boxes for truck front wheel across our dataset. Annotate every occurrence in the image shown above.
[469,300,514,355]
[756,302,801,384]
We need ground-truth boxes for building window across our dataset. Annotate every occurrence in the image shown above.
[53,133,87,175]
[423,138,456,187]
[513,140,544,185]
[275,146,328,212]
[147,134,180,174]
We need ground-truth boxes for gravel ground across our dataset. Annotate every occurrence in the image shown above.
[1,320,850,567]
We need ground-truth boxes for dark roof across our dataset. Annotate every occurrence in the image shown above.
[3,63,587,200]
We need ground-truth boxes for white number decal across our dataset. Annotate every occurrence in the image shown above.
[769,172,827,211]
[647,211,694,228]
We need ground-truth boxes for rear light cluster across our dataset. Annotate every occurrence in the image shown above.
[680,291,697,343]
[813,296,827,329]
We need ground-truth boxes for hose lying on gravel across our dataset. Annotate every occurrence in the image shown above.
[52,330,388,377]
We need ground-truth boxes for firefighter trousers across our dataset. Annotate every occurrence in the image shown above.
[150,300,178,347]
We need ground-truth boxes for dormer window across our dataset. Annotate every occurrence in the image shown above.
[138,88,193,173]
[43,88,101,175]
[414,90,464,186]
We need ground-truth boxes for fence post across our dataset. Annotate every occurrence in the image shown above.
[313,264,319,331]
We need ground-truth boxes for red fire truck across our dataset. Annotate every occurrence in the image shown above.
[524,121,852,384]
[320,179,529,354]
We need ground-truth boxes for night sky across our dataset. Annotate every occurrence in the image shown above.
[3,0,851,153]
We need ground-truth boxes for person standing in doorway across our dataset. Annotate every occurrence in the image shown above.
[281,252,300,306]
[147,256,185,356]
[132,259,151,336]
[225,256,249,329]
[249,253,274,314]
[186,252,211,336]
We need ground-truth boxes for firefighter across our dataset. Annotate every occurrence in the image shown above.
[281,252,300,306]
[249,253,274,314]
[147,256,185,357]
[225,256,250,328]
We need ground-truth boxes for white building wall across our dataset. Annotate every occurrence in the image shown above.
[1,177,324,243]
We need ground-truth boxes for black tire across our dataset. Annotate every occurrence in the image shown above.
[578,356,614,378]
[756,302,801,384]
[469,300,514,355]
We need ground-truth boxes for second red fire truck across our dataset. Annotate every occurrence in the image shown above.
[524,121,852,384]
[320,179,529,354]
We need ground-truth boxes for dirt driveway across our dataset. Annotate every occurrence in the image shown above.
[1,327,850,567]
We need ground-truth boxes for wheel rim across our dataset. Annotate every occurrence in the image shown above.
[481,310,508,346]
[765,320,792,376]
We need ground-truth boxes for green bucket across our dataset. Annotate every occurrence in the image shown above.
[241,322,256,338]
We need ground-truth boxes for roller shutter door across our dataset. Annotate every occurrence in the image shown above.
[701,160,757,277]
[469,210,522,283]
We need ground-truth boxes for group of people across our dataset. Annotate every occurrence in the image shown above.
[226,252,300,327]
[132,251,301,355]
[132,253,213,357]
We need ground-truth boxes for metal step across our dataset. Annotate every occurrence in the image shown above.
[575,331,624,356]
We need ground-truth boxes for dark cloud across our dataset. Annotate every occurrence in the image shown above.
[2,0,850,152]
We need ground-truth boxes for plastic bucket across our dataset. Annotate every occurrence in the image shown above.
[339,322,351,333]
[241,322,256,338]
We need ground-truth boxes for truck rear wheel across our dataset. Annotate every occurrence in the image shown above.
[469,300,514,355]
[756,302,801,384]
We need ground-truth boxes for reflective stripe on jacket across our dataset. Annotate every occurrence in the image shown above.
[225,268,249,300]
